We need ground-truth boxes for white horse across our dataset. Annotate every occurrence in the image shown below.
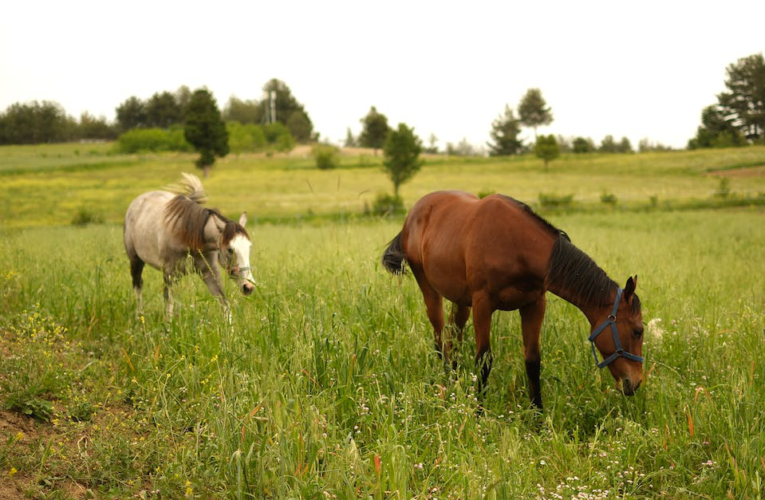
[123,173,255,317]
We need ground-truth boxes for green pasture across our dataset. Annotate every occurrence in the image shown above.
[0,143,764,497]
[1,143,765,228]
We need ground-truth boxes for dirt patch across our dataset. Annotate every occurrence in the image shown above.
[0,410,40,443]
[709,165,765,177]
[0,477,26,499]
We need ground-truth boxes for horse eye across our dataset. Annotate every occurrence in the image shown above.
[634,328,644,338]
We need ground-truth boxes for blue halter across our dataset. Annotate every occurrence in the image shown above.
[588,287,644,368]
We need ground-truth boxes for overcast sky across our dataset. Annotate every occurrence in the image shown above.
[2,0,764,149]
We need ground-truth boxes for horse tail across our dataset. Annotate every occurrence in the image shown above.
[167,173,207,204]
[382,231,407,275]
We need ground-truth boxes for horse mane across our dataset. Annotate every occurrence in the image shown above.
[164,174,248,250]
[546,236,618,309]
[545,236,642,313]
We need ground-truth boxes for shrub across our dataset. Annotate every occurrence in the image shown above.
[312,144,340,170]
[71,206,104,226]
[714,177,731,199]
[275,131,296,152]
[262,122,296,153]
[538,192,574,208]
[370,192,404,216]
[116,128,191,153]
[600,191,618,205]
[227,122,267,154]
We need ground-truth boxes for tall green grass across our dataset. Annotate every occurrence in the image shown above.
[1,209,763,497]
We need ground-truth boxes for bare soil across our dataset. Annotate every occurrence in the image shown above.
[708,165,765,177]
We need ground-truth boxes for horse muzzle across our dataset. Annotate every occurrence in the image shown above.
[621,378,642,396]
[242,282,255,296]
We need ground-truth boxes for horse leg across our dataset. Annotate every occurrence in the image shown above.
[411,269,447,364]
[129,256,145,317]
[163,271,174,319]
[472,294,494,399]
[194,253,229,317]
[444,303,471,368]
[520,296,546,409]
[450,303,471,343]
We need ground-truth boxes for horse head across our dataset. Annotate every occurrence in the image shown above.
[589,276,644,395]
[218,212,256,296]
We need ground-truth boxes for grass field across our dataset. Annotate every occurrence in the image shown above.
[1,143,765,228]
[1,143,764,498]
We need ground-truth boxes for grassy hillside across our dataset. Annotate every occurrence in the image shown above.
[0,143,764,228]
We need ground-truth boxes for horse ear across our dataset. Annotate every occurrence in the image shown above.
[238,212,247,227]
[624,275,637,303]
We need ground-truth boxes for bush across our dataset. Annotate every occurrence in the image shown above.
[275,131,296,152]
[71,206,104,226]
[714,177,731,199]
[116,128,191,153]
[227,121,267,154]
[262,122,296,153]
[312,144,340,170]
[600,191,618,205]
[369,192,404,216]
[538,192,574,208]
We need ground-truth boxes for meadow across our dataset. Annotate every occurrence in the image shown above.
[1,143,764,498]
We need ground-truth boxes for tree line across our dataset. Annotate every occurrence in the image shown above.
[0,101,116,145]
[2,52,762,154]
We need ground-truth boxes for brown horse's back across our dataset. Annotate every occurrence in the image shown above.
[401,191,556,310]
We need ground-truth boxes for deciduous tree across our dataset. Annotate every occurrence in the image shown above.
[572,137,596,153]
[599,135,618,153]
[0,101,71,144]
[518,88,553,138]
[146,91,183,129]
[359,106,390,153]
[383,123,423,197]
[534,134,559,171]
[224,96,262,125]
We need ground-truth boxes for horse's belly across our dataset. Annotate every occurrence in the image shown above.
[423,261,471,305]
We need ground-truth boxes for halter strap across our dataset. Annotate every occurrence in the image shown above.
[588,287,644,368]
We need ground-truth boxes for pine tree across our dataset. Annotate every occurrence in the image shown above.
[184,89,229,177]
[487,105,523,156]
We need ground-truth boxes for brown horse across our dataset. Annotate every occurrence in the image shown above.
[382,191,644,408]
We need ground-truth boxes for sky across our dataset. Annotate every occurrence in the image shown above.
[1,0,764,150]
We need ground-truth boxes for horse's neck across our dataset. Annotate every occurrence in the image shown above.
[547,285,613,325]
[546,277,614,327]
[203,214,225,249]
